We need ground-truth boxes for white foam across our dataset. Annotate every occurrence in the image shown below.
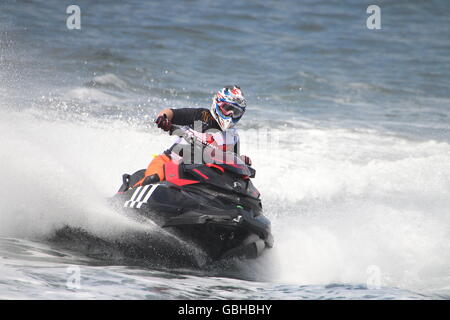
[91,73,129,91]
[66,87,120,103]
[0,111,168,239]
[240,126,450,295]
[0,110,448,295]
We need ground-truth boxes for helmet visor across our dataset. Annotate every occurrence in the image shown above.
[218,102,245,119]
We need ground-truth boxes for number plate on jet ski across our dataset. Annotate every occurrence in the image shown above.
[124,184,158,208]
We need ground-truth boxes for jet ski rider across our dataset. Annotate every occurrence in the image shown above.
[134,85,252,188]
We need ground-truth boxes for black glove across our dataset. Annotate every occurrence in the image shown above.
[155,114,172,131]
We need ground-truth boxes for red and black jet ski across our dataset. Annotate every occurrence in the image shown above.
[112,125,273,262]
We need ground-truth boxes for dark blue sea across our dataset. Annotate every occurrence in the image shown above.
[0,0,449,299]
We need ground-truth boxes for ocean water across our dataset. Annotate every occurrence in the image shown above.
[0,0,449,299]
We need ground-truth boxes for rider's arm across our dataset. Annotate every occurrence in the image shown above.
[169,108,205,125]
[157,107,203,125]
[156,108,208,132]
[233,131,240,154]
[231,132,252,165]
[157,108,174,121]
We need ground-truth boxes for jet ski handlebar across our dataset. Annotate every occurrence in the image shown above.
[169,124,218,151]
[166,124,255,177]
[168,124,249,166]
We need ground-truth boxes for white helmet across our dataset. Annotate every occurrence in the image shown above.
[210,85,247,131]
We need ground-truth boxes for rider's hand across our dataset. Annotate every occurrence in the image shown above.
[240,155,252,166]
[155,114,172,131]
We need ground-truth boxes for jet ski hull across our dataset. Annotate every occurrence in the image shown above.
[112,168,273,261]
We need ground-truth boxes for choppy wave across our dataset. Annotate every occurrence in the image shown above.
[1,0,449,299]
[0,109,448,298]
